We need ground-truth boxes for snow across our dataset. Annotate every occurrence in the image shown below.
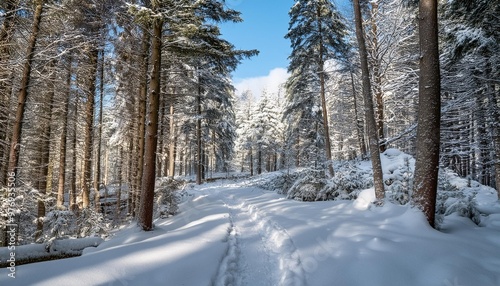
[2,158,500,285]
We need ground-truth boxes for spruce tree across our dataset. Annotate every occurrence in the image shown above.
[285,0,348,177]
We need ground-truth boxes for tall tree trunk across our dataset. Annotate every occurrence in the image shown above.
[135,27,149,217]
[196,71,203,185]
[93,51,105,212]
[70,89,79,210]
[115,146,123,222]
[353,0,385,203]
[257,147,262,175]
[249,146,254,176]
[369,1,386,153]
[57,56,73,209]
[350,70,367,158]
[317,7,334,177]
[138,18,162,231]
[156,97,165,177]
[168,92,176,177]
[82,48,99,209]
[35,59,56,240]
[7,0,44,180]
[0,0,19,186]
[412,0,441,228]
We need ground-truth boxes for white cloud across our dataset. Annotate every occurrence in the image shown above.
[232,68,289,99]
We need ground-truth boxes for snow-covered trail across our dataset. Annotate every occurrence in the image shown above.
[1,177,500,286]
[212,183,305,286]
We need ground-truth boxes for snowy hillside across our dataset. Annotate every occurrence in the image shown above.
[1,164,500,285]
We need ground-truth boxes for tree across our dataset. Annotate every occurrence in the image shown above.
[0,0,19,185]
[285,0,349,177]
[353,0,385,203]
[441,0,500,199]
[7,0,44,181]
[411,0,441,227]
[137,5,162,231]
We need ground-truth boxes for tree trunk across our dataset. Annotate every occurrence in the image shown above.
[82,48,99,209]
[257,147,262,175]
[249,146,254,176]
[115,146,123,222]
[317,7,334,177]
[70,88,79,210]
[412,0,441,228]
[35,59,56,240]
[0,0,19,186]
[350,71,367,158]
[93,51,105,212]
[7,0,44,180]
[138,18,162,231]
[196,71,203,185]
[57,55,73,209]
[369,1,386,153]
[353,0,385,203]
[168,93,176,177]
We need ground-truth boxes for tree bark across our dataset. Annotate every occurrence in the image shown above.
[93,51,105,212]
[7,0,44,180]
[168,93,176,177]
[138,18,162,231]
[82,48,99,209]
[70,86,79,210]
[353,0,385,203]
[369,1,386,153]
[0,0,19,186]
[350,71,367,158]
[35,59,56,240]
[317,7,335,177]
[57,56,73,209]
[412,0,441,228]
[196,70,203,185]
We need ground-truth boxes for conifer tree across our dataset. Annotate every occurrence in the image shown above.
[285,0,348,177]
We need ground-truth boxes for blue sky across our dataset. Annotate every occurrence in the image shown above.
[220,0,294,81]
[219,0,352,97]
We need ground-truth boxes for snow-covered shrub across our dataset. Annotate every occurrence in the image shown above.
[154,177,188,219]
[0,187,37,245]
[286,168,326,201]
[380,149,415,205]
[254,171,298,195]
[316,162,372,201]
[42,210,78,241]
[76,207,109,238]
[435,169,482,225]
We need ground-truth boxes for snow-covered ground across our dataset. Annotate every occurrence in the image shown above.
[1,175,500,286]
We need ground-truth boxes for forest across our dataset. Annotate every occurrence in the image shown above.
[0,0,499,280]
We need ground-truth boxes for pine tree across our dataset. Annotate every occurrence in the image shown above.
[285,0,349,177]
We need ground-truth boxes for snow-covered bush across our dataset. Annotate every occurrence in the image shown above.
[76,207,109,238]
[154,178,188,219]
[0,187,37,245]
[42,210,78,241]
[436,169,482,225]
[316,161,372,201]
[286,168,326,201]
[253,171,298,195]
[380,150,415,205]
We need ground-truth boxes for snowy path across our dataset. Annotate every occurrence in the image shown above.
[214,184,305,286]
[1,177,500,286]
